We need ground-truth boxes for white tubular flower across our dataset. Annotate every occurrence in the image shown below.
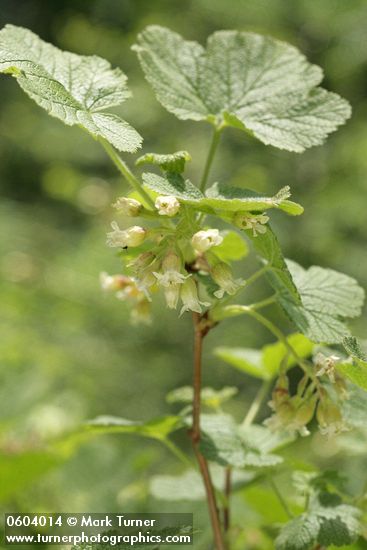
[112,197,142,216]
[153,252,188,309]
[315,353,340,383]
[180,278,210,316]
[155,195,180,217]
[212,262,244,299]
[191,229,223,253]
[234,212,269,237]
[106,222,146,248]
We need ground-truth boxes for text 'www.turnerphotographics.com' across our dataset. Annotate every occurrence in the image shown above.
[4,513,193,546]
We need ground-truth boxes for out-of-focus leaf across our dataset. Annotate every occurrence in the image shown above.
[85,415,183,441]
[213,230,248,262]
[166,386,237,409]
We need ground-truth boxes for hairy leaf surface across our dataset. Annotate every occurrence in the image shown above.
[134,26,351,152]
[0,25,141,152]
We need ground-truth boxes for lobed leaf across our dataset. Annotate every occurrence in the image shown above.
[134,26,351,152]
[278,261,365,344]
[0,25,142,152]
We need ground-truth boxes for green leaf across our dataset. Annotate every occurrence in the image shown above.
[343,336,367,362]
[276,496,361,550]
[166,386,238,409]
[275,515,318,550]
[136,151,191,173]
[149,466,254,501]
[215,333,313,380]
[342,385,367,428]
[142,172,203,200]
[278,261,365,344]
[86,415,183,441]
[249,226,301,305]
[0,25,141,152]
[203,183,303,215]
[213,230,249,262]
[133,26,350,152]
[199,414,284,468]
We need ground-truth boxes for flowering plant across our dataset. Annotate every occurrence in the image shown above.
[1,23,366,549]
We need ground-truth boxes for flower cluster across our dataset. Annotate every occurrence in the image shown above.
[265,363,350,439]
[103,192,251,321]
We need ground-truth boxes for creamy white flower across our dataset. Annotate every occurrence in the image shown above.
[315,353,340,383]
[319,421,349,438]
[234,212,269,237]
[212,262,244,298]
[112,197,142,216]
[180,278,210,316]
[153,252,188,309]
[155,195,180,217]
[106,222,146,248]
[191,229,223,253]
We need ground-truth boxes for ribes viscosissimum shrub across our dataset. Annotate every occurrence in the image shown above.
[1,24,366,550]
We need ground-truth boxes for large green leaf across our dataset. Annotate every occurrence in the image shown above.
[336,337,367,391]
[133,26,351,152]
[0,25,141,152]
[278,261,365,344]
[215,333,314,380]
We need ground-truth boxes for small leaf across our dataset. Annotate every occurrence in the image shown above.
[343,336,367,362]
[213,230,249,262]
[134,26,350,152]
[278,261,365,344]
[203,183,303,215]
[0,25,142,152]
[86,415,183,440]
[136,151,191,173]
[275,515,318,550]
[215,333,313,380]
[214,347,266,379]
[142,172,203,200]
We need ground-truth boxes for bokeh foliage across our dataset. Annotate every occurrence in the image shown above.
[0,1,366,548]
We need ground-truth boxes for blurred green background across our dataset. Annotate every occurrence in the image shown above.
[0,1,366,548]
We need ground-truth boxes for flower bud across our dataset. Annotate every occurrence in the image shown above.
[155,195,180,217]
[191,229,223,253]
[112,197,142,216]
[233,212,269,237]
[106,222,146,248]
[317,397,348,437]
[212,262,243,298]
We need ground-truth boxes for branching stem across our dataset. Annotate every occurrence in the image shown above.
[99,138,155,208]
[269,478,294,519]
[242,379,271,428]
[191,312,226,550]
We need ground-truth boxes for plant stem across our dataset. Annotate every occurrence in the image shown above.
[241,379,271,428]
[200,127,222,192]
[223,467,232,532]
[191,312,226,550]
[162,438,193,468]
[269,478,293,519]
[99,138,155,208]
